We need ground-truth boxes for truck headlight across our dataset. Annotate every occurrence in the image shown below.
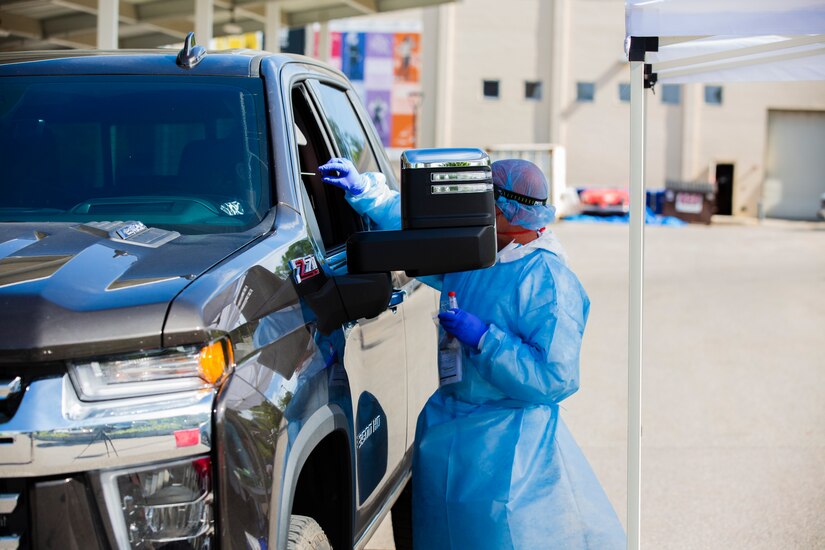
[68,340,233,401]
[102,456,213,549]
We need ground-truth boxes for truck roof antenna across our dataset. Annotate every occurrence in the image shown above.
[177,32,206,69]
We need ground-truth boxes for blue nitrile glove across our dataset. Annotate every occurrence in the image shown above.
[318,157,365,196]
[438,308,488,349]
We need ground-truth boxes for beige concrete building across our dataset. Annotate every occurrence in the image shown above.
[411,0,825,219]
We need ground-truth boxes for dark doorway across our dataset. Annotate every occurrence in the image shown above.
[715,163,734,215]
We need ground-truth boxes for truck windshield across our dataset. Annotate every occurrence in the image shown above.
[0,75,271,234]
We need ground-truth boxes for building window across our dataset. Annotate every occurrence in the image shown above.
[483,80,500,99]
[661,84,682,105]
[705,85,723,105]
[618,82,631,102]
[524,81,542,100]
[576,82,595,102]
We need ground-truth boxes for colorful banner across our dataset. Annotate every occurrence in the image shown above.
[329,30,422,149]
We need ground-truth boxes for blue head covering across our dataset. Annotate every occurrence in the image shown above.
[491,159,556,230]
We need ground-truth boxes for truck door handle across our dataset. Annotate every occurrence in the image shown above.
[388,289,406,310]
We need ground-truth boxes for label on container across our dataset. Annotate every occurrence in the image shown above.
[675,192,703,214]
[438,341,463,386]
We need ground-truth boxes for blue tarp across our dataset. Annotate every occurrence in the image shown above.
[563,207,686,226]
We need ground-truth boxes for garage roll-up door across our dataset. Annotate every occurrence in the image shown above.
[764,110,825,220]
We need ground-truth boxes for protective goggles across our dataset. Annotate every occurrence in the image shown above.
[493,186,547,206]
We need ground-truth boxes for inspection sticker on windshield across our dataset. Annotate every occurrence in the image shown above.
[290,255,320,283]
[220,201,244,216]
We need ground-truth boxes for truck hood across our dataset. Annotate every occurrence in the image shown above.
[0,222,259,362]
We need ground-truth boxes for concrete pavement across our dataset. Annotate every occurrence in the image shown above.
[367,220,825,549]
[561,220,825,549]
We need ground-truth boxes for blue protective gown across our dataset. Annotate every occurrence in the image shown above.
[348,174,625,549]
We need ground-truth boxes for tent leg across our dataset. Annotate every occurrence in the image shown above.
[628,60,646,550]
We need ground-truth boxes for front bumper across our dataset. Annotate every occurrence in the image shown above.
[0,374,215,549]
[0,375,213,478]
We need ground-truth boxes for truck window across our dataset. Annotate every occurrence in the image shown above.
[308,81,379,175]
[0,75,271,234]
[291,84,365,253]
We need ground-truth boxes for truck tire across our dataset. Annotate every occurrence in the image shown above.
[287,515,332,550]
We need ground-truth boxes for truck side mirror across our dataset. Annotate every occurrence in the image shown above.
[292,268,392,335]
[347,148,497,276]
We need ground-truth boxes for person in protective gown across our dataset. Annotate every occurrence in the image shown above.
[318,156,625,550]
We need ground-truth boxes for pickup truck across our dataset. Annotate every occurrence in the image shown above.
[0,36,486,550]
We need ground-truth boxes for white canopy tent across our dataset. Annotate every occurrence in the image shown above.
[624,1,825,548]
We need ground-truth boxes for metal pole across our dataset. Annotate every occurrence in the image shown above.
[97,0,119,50]
[316,22,330,62]
[195,0,213,47]
[264,1,282,53]
[628,59,646,550]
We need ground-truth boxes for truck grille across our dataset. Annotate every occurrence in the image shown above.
[0,479,28,550]
[0,476,107,550]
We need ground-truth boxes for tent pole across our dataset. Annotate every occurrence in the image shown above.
[628,59,646,550]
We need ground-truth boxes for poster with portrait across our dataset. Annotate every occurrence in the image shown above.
[393,33,420,83]
[340,32,366,82]
[366,90,392,145]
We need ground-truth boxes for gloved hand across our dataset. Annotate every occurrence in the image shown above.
[318,157,365,196]
[438,308,488,349]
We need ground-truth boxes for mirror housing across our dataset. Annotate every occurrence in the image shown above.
[348,226,496,277]
[347,148,497,276]
[293,268,392,335]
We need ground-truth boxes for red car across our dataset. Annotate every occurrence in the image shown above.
[579,188,630,215]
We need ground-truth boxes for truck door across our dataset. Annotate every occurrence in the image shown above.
[394,274,439,444]
[289,81,408,511]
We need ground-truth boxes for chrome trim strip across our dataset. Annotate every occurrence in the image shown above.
[401,148,490,170]
[0,376,213,477]
[403,159,490,169]
[0,536,19,550]
[430,171,490,182]
[0,494,18,514]
[431,183,494,195]
[0,378,21,400]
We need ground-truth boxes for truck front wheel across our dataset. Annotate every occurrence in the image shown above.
[287,515,332,550]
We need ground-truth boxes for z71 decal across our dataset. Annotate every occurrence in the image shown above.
[289,255,320,283]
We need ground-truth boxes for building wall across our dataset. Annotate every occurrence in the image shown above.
[346,0,825,218]
[564,0,638,189]
[693,82,825,216]
[441,0,551,147]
